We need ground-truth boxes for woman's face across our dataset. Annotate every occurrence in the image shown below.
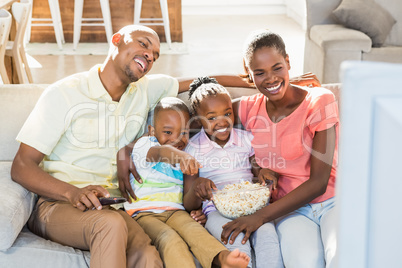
[247,46,291,102]
[196,93,234,146]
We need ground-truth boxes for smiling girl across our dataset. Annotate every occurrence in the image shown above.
[183,77,284,268]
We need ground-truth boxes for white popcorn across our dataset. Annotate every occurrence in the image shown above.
[213,181,270,219]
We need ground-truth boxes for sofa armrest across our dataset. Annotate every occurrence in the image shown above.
[0,162,37,251]
[310,24,372,52]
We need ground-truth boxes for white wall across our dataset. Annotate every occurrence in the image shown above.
[181,0,306,29]
[182,0,286,15]
[285,0,306,30]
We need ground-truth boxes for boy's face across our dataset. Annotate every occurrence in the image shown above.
[149,109,190,150]
[196,93,234,146]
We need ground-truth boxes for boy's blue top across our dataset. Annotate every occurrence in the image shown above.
[124,136,185,216]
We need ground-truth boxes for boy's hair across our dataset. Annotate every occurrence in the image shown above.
[241,29,288,84]
[153,97,190,125]
[188,76,231,114]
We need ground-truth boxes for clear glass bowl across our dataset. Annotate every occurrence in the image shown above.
[212,179,272,219]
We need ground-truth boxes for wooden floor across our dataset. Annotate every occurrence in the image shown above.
[27,14,305,85]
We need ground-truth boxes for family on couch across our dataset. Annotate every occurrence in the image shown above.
[10,24,338,268]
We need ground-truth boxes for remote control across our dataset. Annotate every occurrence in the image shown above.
[99,197,127,206]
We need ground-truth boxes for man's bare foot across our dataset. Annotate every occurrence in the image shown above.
[218,249,250,268]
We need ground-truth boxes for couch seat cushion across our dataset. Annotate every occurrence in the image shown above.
[0,226,90,268]
[363,46,402,63]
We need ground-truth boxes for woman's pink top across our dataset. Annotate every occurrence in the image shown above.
[239,87,339,203]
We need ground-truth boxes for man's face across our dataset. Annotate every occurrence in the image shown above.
[116,30,160,82]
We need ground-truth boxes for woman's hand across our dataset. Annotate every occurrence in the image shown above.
[258,168,279,190]
[68,185,110,212]
[221,213,264,245]
[193,177,216,201]
[290,72,321,88]
[117,144,140,202]
[190,208,207,226]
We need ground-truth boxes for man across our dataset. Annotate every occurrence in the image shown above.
[11,25,178,268]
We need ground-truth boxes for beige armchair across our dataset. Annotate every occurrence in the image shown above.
[303,0,402,84]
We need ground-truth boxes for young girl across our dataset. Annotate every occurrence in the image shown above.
[183,77,284,268]
[218,30,339,268]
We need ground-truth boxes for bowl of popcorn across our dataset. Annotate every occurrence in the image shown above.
[212,179,272,219]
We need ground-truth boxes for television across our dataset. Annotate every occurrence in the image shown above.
[336,61,402,268]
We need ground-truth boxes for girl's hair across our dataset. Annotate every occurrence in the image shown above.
[240,29,288,84]
[188,76,230,114]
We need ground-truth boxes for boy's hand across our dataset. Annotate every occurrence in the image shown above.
[190,208,207,226]
[179,153,202,176]
[193,177,216,201]
[258,168,279,190]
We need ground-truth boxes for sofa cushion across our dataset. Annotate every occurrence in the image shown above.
[0,162,36,251]
[0,226,91,268]
[363,46,402,63]
[333,0,396,47]
[310,24,372,52]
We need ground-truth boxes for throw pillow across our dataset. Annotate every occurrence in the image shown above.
[0,162,36,250]
[333,0,396,47]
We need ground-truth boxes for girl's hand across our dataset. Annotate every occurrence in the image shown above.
[179,153,202,176]
[69,185,110,212]
[193,177,216,201]
[221,213,263,245]
[117,145,139,202]
[258,168,279,190]
[190,208,207,226]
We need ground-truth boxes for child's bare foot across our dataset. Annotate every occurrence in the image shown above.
[218,249,250,268]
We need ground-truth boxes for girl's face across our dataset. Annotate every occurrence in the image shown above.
[196,93,234,146]
[247,46,290,102]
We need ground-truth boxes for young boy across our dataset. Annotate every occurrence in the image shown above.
[124,97,249,268]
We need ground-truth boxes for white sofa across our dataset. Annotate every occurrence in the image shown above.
[0,83,340,267]
[304,0,402,84]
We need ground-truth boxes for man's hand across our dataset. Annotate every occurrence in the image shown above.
[117,145,140,202]
[69,185,110,212]
[258,168,279,190]
[221,213,263,245]
[192,177,216,201]
[190,208,207,226]
[290,72,321,88]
